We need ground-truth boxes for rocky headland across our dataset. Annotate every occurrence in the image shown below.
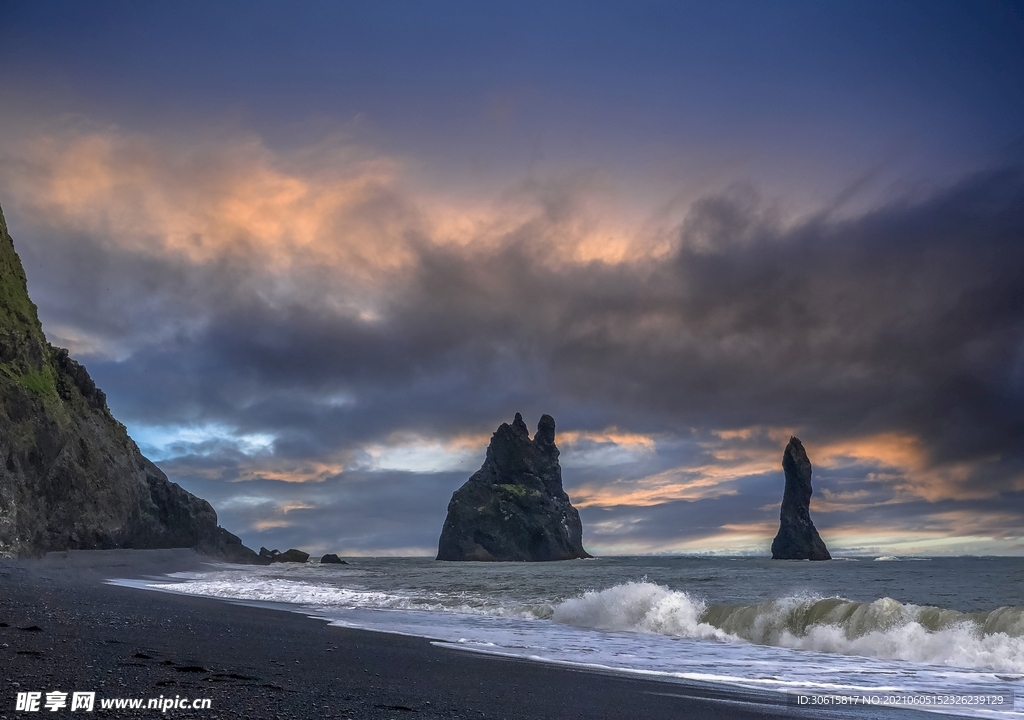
[770,436,831,560]
[0,203,257,561]
[437,413,590,562]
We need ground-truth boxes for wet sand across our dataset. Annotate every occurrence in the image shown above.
[1,550,926,719]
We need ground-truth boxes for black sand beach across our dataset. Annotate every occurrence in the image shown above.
[1,551,929,719]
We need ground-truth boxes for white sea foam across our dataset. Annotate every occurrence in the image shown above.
[141,572,1024,673]
[550,581,1024,672]
[551,581,730,640]
[144,575,552,619]
[117,559,1024,718]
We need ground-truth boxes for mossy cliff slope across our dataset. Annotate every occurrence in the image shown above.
[437,413,590,561]
[0,204,257,561]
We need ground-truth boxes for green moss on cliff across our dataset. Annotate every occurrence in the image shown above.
[498,483,540,499]
[0,208,44,338]
[19,367,57,397]
[0,201,257,562]
[0,363,54,396]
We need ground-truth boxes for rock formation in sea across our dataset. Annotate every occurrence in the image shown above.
[0,203,258,562]
[259,548,310,563]
[437,413,590,561]
[770,436,831,560]
[320,553,346,564]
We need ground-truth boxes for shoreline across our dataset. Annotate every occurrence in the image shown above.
[2,550,936,719]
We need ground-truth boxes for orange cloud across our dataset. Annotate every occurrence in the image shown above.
[251,519,294,531]
[15,131,413,277]
[278,502,317,513]
[163,458,346,484]
[573,466,741,507]
[571,424,1014,512]
[6,128,678,287]
[571,429,782,508]
[238,460,346,484]
[704,427,1008,504]
[814,433,999,501]
[559,428,657,451]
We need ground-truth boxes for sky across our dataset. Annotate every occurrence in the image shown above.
[1,1,1022,557]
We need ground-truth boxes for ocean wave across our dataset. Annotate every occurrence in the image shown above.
[552,582,729,640]
[144,573,1024,673]
[552,581,1024,672]
[146,577,554,620]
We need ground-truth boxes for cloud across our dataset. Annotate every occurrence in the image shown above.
[1,127,1023,553]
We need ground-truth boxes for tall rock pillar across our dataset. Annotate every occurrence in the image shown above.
[771,437,831,560]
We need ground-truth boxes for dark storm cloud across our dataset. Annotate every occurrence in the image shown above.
[102,167,1024,465]
[6,157,1024,552]
[544,172,1024,446]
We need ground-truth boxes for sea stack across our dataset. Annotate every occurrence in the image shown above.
[771,437,830,560]
[437,413,590,561]
[0,203,258,561]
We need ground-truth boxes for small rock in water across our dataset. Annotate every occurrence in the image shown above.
[273,548,310,563]
[260,547,309,562]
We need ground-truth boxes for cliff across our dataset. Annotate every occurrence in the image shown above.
[437,413,590,561]
[770,437,831,560]
[0,204,257,561]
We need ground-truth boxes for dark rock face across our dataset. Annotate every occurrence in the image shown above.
[320,553,346,564]
[771,437,831,561]
[437,413,590,562]
[275,549,310,563]
[259,547,310,563]
[0,204,258,562]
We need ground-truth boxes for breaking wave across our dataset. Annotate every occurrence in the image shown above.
[141,573,1024,673]
[552,581,1024,672]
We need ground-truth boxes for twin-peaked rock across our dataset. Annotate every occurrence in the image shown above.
[437,413,590,561]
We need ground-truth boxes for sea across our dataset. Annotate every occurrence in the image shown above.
[113,555,1024,718]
